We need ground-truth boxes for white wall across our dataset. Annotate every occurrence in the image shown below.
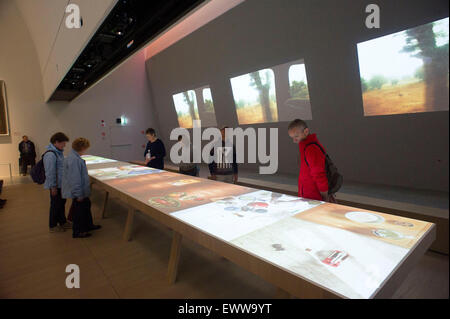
[0,0,158,177]
[145,0,449,192]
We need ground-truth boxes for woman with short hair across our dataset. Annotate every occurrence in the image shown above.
[62,138,101,238]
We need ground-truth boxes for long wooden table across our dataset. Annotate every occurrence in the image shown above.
[83,155,436,299]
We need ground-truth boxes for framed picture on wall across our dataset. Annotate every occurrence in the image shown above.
[0,80,10,136]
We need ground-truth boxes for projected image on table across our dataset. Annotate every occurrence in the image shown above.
[172,190,323,241]
[357,17,449,116]
[173,86,217,128]
[294,203,430,249]
[82,155,117,165]
[230,59,312,124]
[231,216,421,299]
[102,171,254,214]
[88,165,162,181]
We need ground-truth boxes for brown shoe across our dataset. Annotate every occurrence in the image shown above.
[49,226,65,233]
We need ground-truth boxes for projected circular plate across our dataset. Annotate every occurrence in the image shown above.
[179,195,199,201]
[387,220,414,227]
[168,192,187,198]
[224,206,240,211]
[238,195,256,201]
[306,200,322,205]
[345,211,385,223]
[254,209,268,213]
[148,197,180,208]
[212,197,236,204]
[372,229,404,240]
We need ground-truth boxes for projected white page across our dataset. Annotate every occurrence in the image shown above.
[357,17,449,116]
[172,190,322,241]
[81,155,117,165]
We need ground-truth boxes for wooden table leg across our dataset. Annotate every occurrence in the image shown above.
[274,287,291,299]
[123,208,135,241]
[167,231,182,284]
[101,191,109,219]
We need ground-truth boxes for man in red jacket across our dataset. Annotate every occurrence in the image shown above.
[288,119,335,203]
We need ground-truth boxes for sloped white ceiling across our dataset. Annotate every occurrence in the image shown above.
[15,0,70,75]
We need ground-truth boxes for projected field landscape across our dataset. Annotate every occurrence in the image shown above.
[173,87,217,128]
[230,60,312,125]
[358,18,449,116]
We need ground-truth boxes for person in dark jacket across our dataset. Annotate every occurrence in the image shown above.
[18,135,36,176]
[144,128,166,169]
[288,119,335,203]
[0,179,6,209]
[209,127,238,184]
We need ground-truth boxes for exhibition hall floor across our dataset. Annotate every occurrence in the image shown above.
[0,178,448,299]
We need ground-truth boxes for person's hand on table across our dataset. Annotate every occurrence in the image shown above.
[210,175,217,180]
[145,158,150,165]
[320,192,336,203]
[150,156,156,160]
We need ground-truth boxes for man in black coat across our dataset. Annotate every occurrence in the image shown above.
[18,135,36,176]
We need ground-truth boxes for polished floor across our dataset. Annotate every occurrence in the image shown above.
[0,178,448,299]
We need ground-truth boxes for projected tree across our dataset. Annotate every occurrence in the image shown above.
[402,22,449,110]
[249,71,273,122]
[183,91,198,121]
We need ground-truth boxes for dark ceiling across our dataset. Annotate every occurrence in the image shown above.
[50,0,205,101]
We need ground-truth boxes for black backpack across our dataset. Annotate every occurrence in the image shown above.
[30,150,57,185]
[304,142,343,195]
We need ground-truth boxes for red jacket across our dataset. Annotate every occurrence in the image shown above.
[298,134,328,200]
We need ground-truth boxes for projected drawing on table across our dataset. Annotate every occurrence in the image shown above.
[230,59,312,124]
[82,155,117,165]
[102,171,254,214]
[173,86,217,128]
[231,216,423,299]
[295,203,430,249]
[88,165,162,181]
[357,17,449,116]
[172,190,323,241]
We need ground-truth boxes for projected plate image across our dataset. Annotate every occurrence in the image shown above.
[345,212,385,224]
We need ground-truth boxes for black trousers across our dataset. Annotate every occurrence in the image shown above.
[20,156,35,175]
[179,167,199,176]
[49,188,66,228]
[71,198,94,235]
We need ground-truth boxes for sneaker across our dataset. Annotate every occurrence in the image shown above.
[49,226,65,233]
[73,232,92,238]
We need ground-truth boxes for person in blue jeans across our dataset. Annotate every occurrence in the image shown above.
[44,132,71,232]
[62,138,101,238]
